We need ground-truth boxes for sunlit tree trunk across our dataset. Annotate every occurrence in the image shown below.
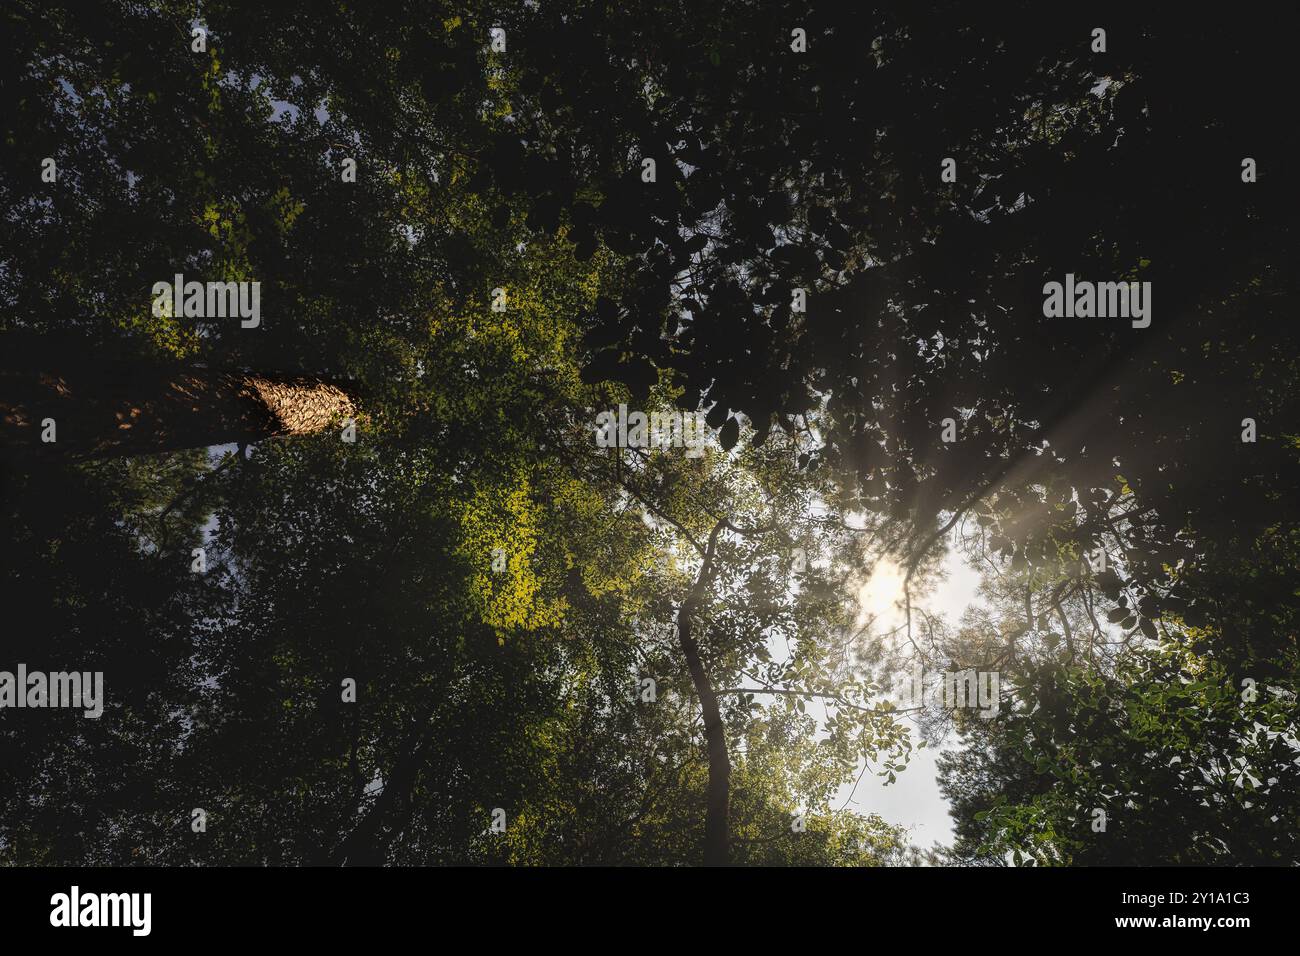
[0,362,355,458]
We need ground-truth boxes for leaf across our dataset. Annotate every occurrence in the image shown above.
[718,417,739,450]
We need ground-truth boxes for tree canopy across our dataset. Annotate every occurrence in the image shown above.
[1,1,1296,866]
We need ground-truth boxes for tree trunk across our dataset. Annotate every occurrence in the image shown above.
[0,357,355,458]
[333,728,430,867]
[676,596,731,866]
[677,520,731,866]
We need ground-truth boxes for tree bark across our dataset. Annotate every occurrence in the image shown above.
[332,725,430,867]
[677,521,731,866]
[0,357,355,458]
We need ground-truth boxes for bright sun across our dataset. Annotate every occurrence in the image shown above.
[858,558,906,624]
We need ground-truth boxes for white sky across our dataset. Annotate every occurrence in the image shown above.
[836,539,986,853]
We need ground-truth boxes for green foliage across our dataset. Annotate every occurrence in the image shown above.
[944,645,1300,865]
[4,0,1297,868]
